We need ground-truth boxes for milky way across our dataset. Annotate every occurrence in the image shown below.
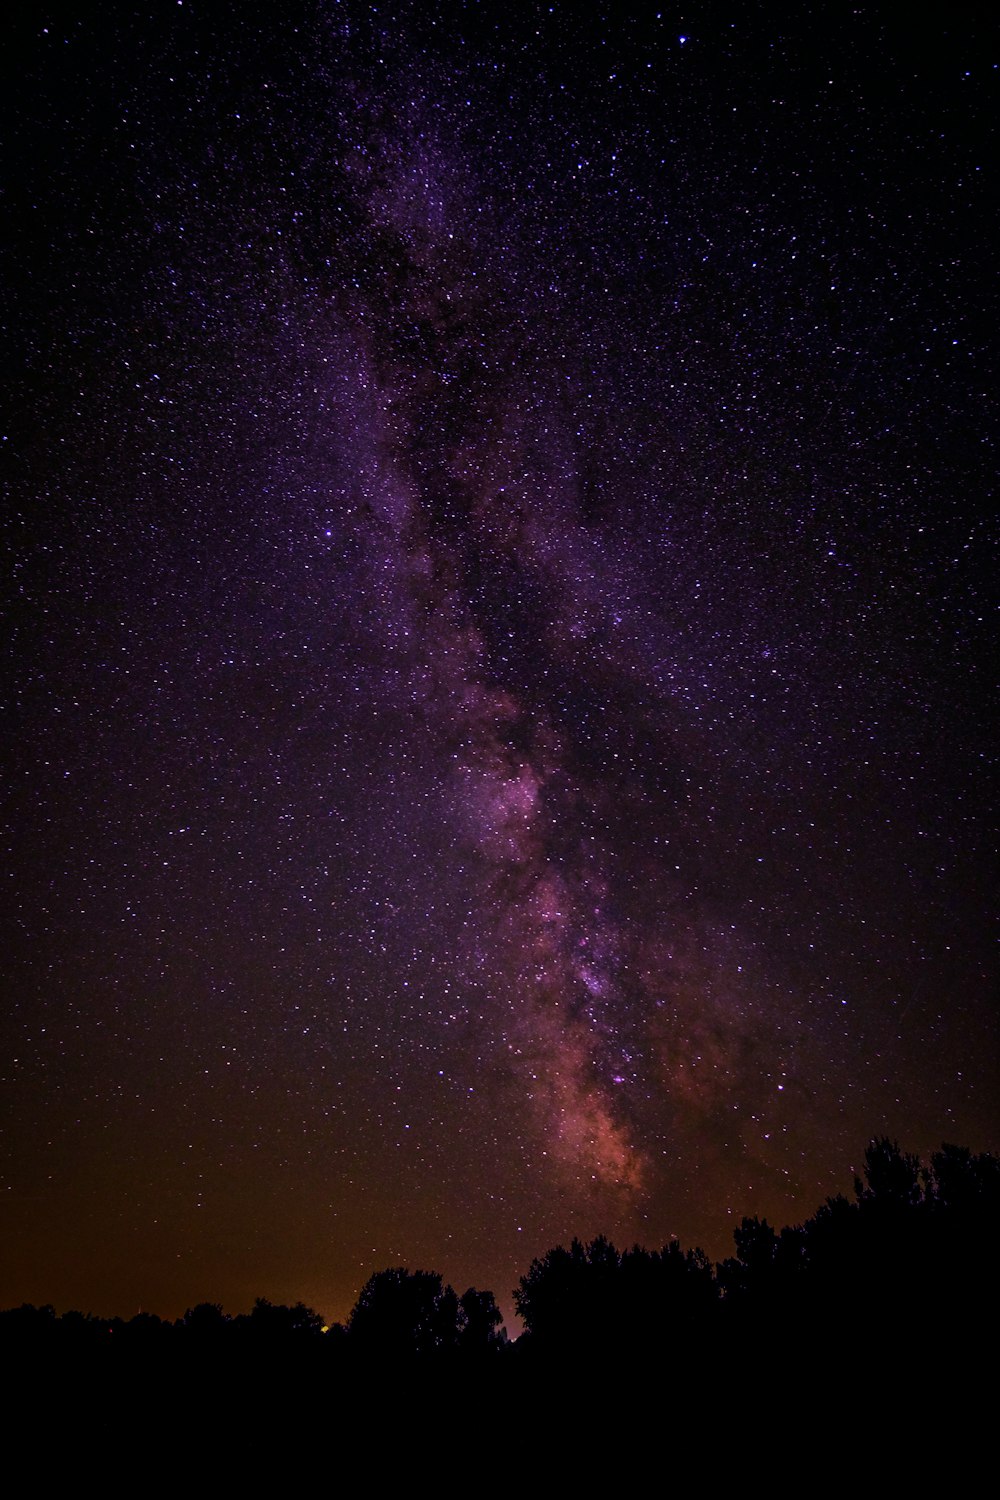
[3,2,995,1324]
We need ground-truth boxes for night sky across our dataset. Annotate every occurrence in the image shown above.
[3,1,996,1329]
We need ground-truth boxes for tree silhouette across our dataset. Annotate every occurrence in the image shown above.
[181,1302,230,1338]
[348,1268,459,1361]
[457,1287,506,1355]
[928,1142,1000,1220]
[515,1235,717,1356]
[855,1136,922,1209]
[245,1297,325,1339]
[514,1238,592,1349]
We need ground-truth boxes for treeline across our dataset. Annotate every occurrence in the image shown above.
[0,1275,505,1362]
[516,1137,998,1361]
[3,1138,996,1370]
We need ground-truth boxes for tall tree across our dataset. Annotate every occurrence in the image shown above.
[348,1268,459,1360]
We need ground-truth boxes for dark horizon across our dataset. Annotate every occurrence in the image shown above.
[4,1136,996,1338]
[2,1,996,1332]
